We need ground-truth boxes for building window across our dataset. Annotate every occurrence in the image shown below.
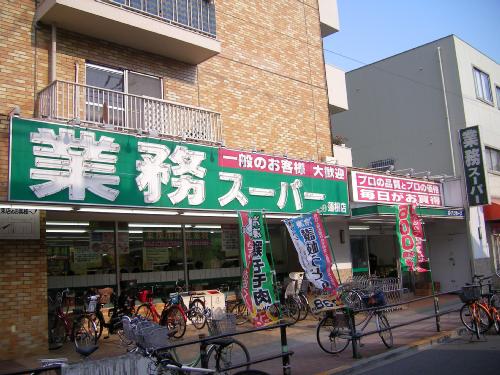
[485,147,500,173]
[496,86,500,109]
[85,63,163,128]
[369,158,395,172]
[473,67,493,104]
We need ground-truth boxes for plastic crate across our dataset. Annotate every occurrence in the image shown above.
[459,285,481,303]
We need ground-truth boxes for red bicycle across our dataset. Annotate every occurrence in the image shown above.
[48,288,98,351]
[135,282,206,339]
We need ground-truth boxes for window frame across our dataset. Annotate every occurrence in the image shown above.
[496,85,500,110]
[485,146,500,173]
[85,62,163,99]
[472,66,493,105]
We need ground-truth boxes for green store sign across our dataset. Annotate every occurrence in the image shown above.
[9,118,350,215]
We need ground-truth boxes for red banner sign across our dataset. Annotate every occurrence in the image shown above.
[351,171,442,207]
[219,149,347,181]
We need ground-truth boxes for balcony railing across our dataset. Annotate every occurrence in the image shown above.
[37,80,223,144]
[105,0,217,38]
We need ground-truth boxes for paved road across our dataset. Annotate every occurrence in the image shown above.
[352,334,500,375]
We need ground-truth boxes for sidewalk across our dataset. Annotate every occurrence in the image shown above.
[0,294,465,375]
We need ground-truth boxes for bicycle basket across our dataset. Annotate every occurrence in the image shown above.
[139,325,170,350]
[361,290,386,308]
[207,313,236,336]
[459,285,481,303]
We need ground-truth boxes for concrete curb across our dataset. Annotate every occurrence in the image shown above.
[314,326,468,375]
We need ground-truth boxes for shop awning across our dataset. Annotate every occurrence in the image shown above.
[351,204,465,219]
[484,200,500,221]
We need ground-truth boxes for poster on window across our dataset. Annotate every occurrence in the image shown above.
[284,213,339,293]
[238,211,278,327]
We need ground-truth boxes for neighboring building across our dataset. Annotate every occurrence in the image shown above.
[0,0,350,358]
[333,35,500,287]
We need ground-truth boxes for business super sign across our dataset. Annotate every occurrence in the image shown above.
[8,118,349,215]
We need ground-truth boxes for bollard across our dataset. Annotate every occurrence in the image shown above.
[280,324,291,375]
[433,296,441,332]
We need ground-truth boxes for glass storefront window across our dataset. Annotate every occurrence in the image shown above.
[47,221,116,278]
[124,223,184,273]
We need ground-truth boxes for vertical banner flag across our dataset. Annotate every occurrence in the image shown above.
[410,204,430,272]
[396,204,428,272]
[284,213,339,293]
[396,204,418,272]
[238,211,278,327]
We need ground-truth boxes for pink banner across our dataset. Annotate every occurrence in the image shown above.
[219,149,347,181]
[351,171,442,207]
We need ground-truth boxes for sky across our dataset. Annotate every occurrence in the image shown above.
[323,0,500,72]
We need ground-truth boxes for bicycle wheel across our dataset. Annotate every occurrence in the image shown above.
[48,314,66,350]
[136,303,154,321]
[231,302,249,325]
[72,315,98,350]
[207,339,250,375]
[378,313,393,348]
[460,303,491,333]
[297,294,309,321]
[189,309,207,330]
[492,309,500,334]
[163,306,186,339]
[316,313,351,354]
[283,297,300,325]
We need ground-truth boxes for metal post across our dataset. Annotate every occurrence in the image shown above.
[280,325,291,375]
[433,294,441,332]
[199,333,208,368]
[182,224,189,290]
[114,221,121,296]
[349,310,361,359]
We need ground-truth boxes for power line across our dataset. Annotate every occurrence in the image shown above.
[323,47,498,111]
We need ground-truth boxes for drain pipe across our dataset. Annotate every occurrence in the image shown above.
[437,46,456,176]
[50,24,57,82]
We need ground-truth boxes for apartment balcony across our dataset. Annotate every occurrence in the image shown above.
[37,80,223,144]
[318,0,340,37]
[36,0,221,64]
[326,65,349,114]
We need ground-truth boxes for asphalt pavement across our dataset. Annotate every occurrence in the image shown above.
[349,334,500,375]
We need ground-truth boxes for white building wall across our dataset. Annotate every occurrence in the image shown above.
[333,36,465,175]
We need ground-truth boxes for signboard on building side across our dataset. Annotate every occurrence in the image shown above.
[459,126,489,206]
[0,208,40,239]
[9,117,350,215]
[351,171,443,207]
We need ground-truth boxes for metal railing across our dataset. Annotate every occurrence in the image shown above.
[341,290,462,359]
[103,0,217,37]
[37,80,223,145]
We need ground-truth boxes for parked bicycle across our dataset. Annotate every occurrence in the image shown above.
[219,284,250,326]
[135,281,206,339]
[123,313,252,374]
[89,280,137,345]
[459,274,500,339]
[48,288,98,351]
[316,288,393,354]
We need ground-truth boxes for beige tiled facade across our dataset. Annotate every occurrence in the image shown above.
[0,0,333,358]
